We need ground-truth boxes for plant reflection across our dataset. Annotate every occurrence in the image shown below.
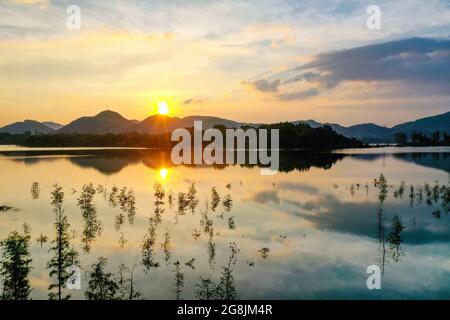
[77,183,102,253]
[31,182,40,200]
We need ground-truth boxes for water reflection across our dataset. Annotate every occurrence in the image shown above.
[77,183,102,253]
[0,147,449,299]
[48,184,79,300]
[31,182,40,200]
[2,148,449,175]
[0,149,345,174]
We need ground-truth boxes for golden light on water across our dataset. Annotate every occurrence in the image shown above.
[159,168,169,180]
[157,102,169,115]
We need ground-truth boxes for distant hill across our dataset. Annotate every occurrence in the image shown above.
[0,120,55,134]
[290,120,323,128]
[42,121,64,131]
[1,109,449,142]
[57,111,243,135]
[132,115,180,135]
[57,110,133,134]
[392,111,450,136]
[325,123,392,141]
[251,111,449,142]
[304,111,449,142]
[176,116,241,130]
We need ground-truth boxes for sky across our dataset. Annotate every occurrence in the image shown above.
[0,0,449,127]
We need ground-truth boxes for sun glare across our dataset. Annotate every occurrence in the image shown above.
[159,168,169,180]
[157,102,169,115]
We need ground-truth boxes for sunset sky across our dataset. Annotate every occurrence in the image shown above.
[0,0,449,127]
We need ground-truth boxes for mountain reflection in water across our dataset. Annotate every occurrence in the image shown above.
[0,147,449,299]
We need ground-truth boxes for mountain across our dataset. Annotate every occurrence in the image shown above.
[2,109,449,143]
[325,123,392,141]
[291,120,323,128]
[57,110,133,134]
[176,116,241,130]
[293,111,449,142]
[0,120,55,134]
[42,121,64,131]
[392,111,450,136]
[57,111,242,135]
[133,115,180,135]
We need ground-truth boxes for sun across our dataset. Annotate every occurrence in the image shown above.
[159,168,169,180]
[157,102,170,115]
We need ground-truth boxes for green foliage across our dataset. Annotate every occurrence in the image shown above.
[117,262,142,300]
[163,231,171,265]
[141,218,160,271]
[47,184,79,300]
[0,122,365,149]
[153,182,165,224]
[0,132,172,148]
[85,257,119,300]
[187,183,199,214]
[387,215,405,262]
[0,230,32,300]
[210,187,220,212]
[394,132,407,145]
[31,182,40,200]
[194,277,217,300]
[109,186,119,207]
[393,131,450,146]
[119,187,136,224]
[376,174,388,204]
[177,192,189,216]
[77,183,102,253]
[173,261,184,300]
[222,194,233,212]
[228,216,236,230]
[258,123,363,149]
[194,242,239,300]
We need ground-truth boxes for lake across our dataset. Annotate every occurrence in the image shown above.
[0,146,449,300]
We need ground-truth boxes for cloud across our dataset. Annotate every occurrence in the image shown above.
[245,190,281,204]
[183,97,206,105]
[1,0,450,123]
[293,37,450,92]
[277,182,319,194]
[246,186,450,245]
[284,71,321,84]
[242,78,281,93]
[277,88,320,101]
[245,37,450,101]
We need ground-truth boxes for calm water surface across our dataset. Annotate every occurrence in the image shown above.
[0,146,449,299]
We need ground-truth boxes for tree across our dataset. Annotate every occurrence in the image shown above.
[194,277,217,300]
[153,182,165,224]
[0,229,32,300]
[77,183,102,253]
[173,261,184,300]
[141,217,160,271]
[117,260,141,300]
[47,184,79,300]
[222,194,233,212]
[194,242,239,300]
[387,215,405,262]
[210,187,220,212]
[443,133,450,145]
[432,131,441,144]
[85,257,119,300]
[375,174,388,274]
[411,132,431,145]
[187,183,199,214]
[394,132,407,145]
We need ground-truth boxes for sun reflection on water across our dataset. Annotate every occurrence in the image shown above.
[159,168,169,180]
